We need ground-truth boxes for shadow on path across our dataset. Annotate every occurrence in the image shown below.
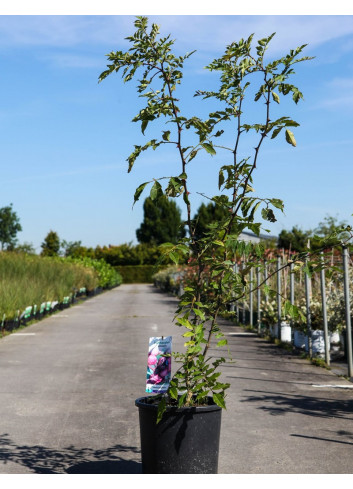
[241,389,353,421]
[0,433,141,474]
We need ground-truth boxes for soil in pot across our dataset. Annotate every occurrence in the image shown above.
[135,395,222,474]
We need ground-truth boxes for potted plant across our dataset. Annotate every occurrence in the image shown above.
[326,279,351,354]
[292,296,329,356]
[260,299,278,338]
[292,299,309,350]
[259,297,292,342]
[99,16,314,473]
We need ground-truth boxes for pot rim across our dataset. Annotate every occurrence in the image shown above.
[135,395,222,413]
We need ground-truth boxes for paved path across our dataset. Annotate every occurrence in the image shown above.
[0,284,352,474]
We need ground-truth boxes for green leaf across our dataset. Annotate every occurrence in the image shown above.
[133,181,149,205]
[197,390,210,400]
[156,396,166,424]
[272,91,280,104]
[168,252,178,264]
[178,392,187,408]
[212,240,224,247]
[217,339,228,347]
[162,130,171,141]
[150,180,162,200]
[188,149,198,162]
[269,198,284,211]
[271,126,283,139]
[285,129,297,147]
[261,208,276,223]
[176,317,193,329]
[213,392,226,409]
[193,308,205,320]
[218,169,225,190]
[169,386,178,400]
[141,119,148,135]
[201,142,216,155]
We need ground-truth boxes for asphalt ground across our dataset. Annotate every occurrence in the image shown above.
[0,283,352,476]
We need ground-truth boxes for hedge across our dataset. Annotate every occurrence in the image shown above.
[115,265,161,283]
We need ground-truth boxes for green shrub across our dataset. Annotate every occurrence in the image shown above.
[152,265,184,293]
[64,256,122,288]
[115,265,158,283]
[0,252,99,319]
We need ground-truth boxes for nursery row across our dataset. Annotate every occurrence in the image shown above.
[0,252,122,334]
[152,248,353,374]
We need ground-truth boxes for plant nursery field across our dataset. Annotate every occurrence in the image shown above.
[0,252,121,322]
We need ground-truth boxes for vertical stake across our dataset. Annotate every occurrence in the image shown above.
[320,252,330,366]
[257,266,261,335]
[290,261,295,339]
[264,260,269,304]
[342,246,353,378]
[229,263,235,313]
[249,268,253,328]
[304,256,312,358]
[277,256,281,340]
[235,263,239,323]
[241,260,245,324]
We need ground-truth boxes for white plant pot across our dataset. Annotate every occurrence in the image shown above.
[294,330,308,350]
[280,322,292,343]
[330,331,340,345]
[312,330,325,356]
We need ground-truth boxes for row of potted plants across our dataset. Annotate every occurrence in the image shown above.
[154,264,348,358]
[0,286,106,335]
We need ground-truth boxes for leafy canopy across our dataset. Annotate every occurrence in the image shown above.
[0,204,22,251]
[41,230,61,257]
[136,195,186,245]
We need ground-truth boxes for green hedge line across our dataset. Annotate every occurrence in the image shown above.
[115,265,160,283]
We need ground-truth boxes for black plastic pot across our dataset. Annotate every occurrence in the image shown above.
[135,395,222,474]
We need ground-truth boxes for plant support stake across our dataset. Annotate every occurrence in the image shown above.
[342,246,353,378]
[257,266,261,335]
[235,263,239,322]
[264,260,269,303]
[249,268,253,327]
[304,257,312,358]
[229,263,236,313]
[290,261,294,320]
[277,256,281,340]
[320,252,330,366]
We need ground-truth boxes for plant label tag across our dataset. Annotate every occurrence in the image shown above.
[146,336,172,393]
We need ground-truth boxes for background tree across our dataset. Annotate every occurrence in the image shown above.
[191,202,229,241]
[314,215,349,239]
[60,239,95,259]
[14,242,36,255]
[136,195,185,245]
[278,216,351,252]
[41,230,61,257]
[0,203,22,250]
[277,225,311,252]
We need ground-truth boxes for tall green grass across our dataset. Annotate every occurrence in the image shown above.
[0,252,99,319]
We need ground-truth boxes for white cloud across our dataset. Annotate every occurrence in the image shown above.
[0,15,353,55]
[0,16,132,48]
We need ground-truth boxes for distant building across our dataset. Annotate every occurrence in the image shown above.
[239,231,277,244]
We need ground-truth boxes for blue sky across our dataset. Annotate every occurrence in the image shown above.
[0,5,353,252]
